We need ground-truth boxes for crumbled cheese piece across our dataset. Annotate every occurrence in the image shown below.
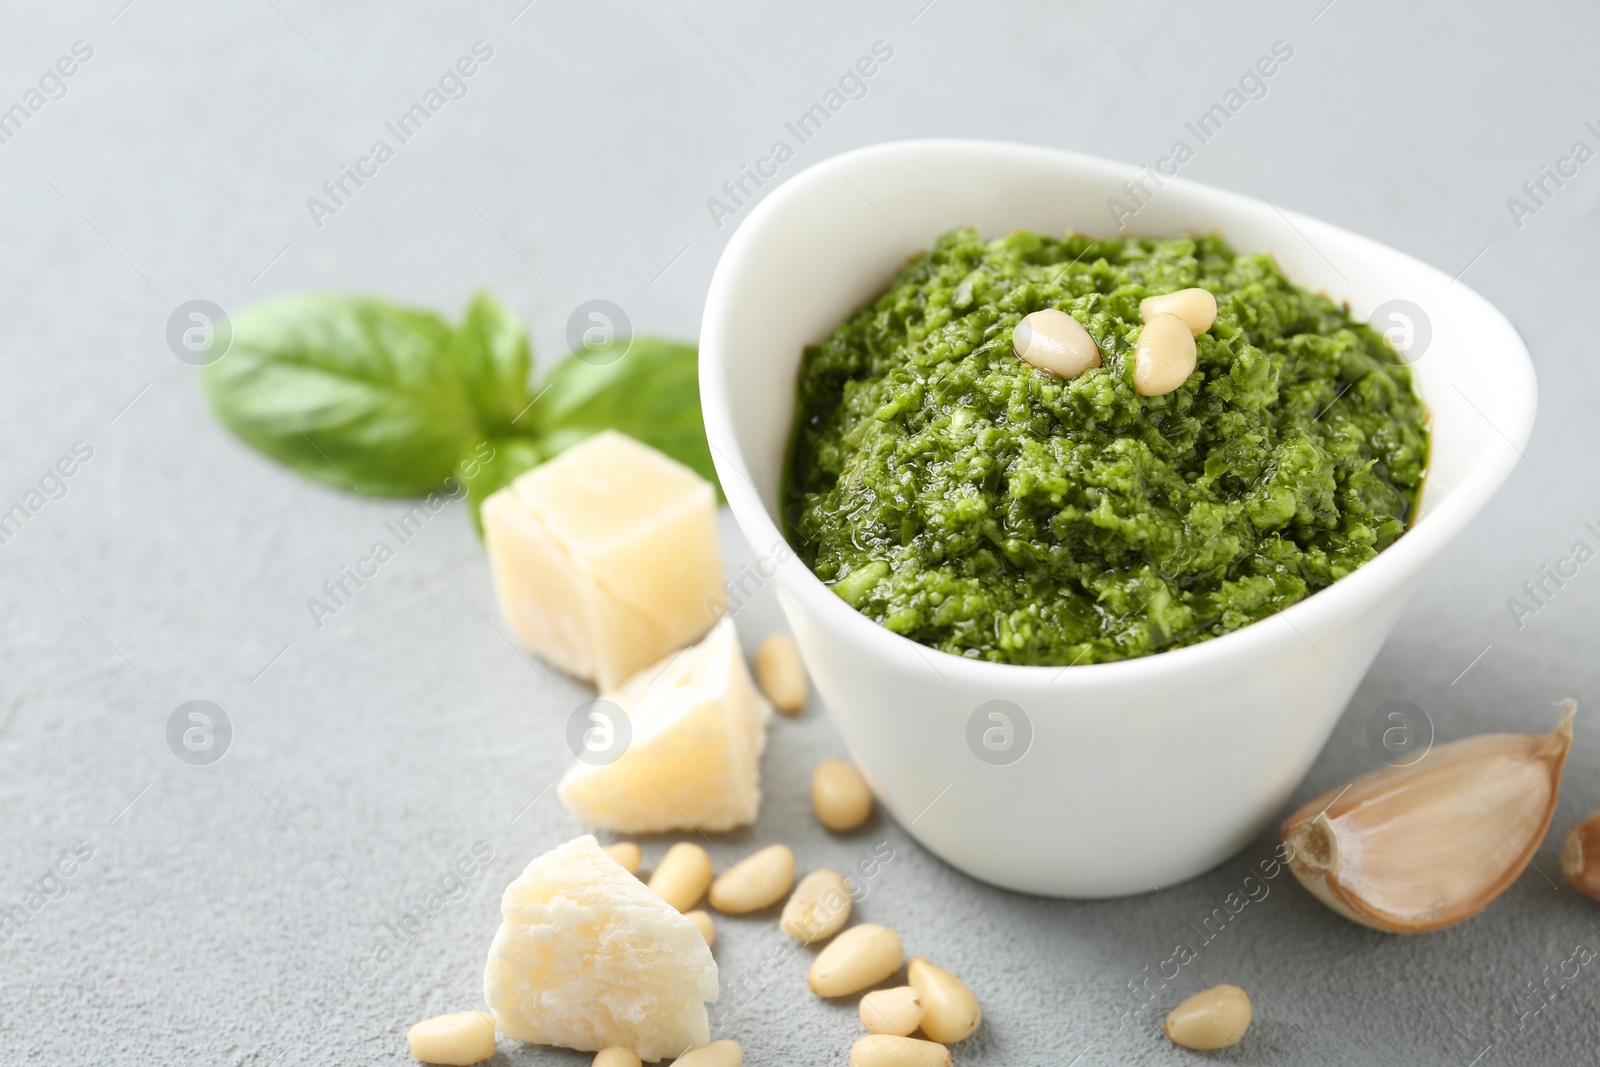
[559,619,772,833]
[484,835,718,1062]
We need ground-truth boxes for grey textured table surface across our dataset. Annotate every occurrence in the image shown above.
[3,1,1599,1064]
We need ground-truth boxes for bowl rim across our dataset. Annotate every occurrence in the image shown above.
[699,138,1537,691]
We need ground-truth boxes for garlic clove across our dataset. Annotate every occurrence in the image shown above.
[1282,700,1575,933]
[1561,811,1600,902]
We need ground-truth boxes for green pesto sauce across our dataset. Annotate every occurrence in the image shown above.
[783,229,1430,666]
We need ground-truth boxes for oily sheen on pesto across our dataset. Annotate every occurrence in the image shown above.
[784,229,1430,666]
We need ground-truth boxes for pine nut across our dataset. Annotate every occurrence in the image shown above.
[593,1049,642,1067]
[1163,984,1252,1050]
[860,986,924,1037]
[708,844,795,914]
[673,1039,743,1067]
[812,759,873,832]
[647,842,713,912]
[603,842,642,876]
[1133,313,1198,397]
[808,923,903,997]
[1012,308,1102,380]
[1140,287,1217,336]
[685,909,716,948]
[755,632,808,714]
[849,1035,952,1067]
[406,1011,496,1065]
[907,957,981,1043]
[780,868,853,943]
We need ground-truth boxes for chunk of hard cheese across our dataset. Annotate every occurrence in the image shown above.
[484,834,718,1062]
[559,618,772,833]
[482,430,724,691]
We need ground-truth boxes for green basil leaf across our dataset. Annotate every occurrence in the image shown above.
[449,292,534,433]
[204,294,526,496]
[205,289,720,529]
[534,337,724,500]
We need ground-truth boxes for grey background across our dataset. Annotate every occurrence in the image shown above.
[1,0,1596,1063]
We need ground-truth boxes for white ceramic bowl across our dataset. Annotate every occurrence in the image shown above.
[699,140,1536,897]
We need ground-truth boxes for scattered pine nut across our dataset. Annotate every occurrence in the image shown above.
[812,759,873,832]
[860,986,924,1037]
[850,1034,951,1067]
[1164,984,1252,1050]
[708,844,795,914]
[592,1049,642,1067]
[648,842,713,912]
[673,1039,743,1066]
[780,868,853,943]
[755,632,808,714]
[603,841,642,876]
[406,1011,496,1065]
[808,923,903,997]
[907,957,981,1043]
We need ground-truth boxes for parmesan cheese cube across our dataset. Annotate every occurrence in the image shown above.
[482,431,724,691]
[484,834,718,1062]
[559,619,772,833]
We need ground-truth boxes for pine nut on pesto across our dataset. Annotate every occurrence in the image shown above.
[784,229,1429,666]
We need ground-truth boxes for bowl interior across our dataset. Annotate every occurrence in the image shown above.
[701,140,1534,657]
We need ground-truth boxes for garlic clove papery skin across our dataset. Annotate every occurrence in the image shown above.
[1561,811,1600,902]
[1282,701,1575,933]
